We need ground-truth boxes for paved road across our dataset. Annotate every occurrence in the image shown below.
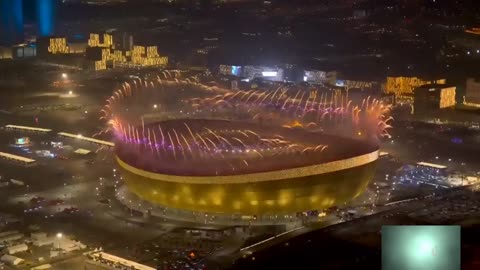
[236,184,477,260]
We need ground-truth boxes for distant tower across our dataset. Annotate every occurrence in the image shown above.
[0,0,24,45]
[36,0,56,37]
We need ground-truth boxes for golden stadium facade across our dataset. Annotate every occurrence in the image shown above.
[115,119,379,215]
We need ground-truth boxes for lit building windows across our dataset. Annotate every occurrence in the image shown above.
[384,77,447,96]
[87,33,168,70]
[47,37,69,54]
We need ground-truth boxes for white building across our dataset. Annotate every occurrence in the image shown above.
[33,238,54,247]
[303,70,337,85]
[0,233,24,243]
[30,232,47,241]
[6,243,28,254]
[0,231,19,238]
[0,254,24,266]
[54,237,86,253]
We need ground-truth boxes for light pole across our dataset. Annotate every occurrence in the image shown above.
[56,232,63,251]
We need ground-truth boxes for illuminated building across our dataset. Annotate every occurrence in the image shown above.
[37,36,69,57]
[103,75,392,221]
[219,65,284,81]
[384,77,446,96]
[12,44,36,58]
[0,46,13,59]
[14,137,31,146]
[48,37,69,54]
[86,36,128,70]
[94,60,107,71]
[67,41,88,54]
[116,119,379,216]
[304,70,337,85]
[465,78,480,106]
[130,45,168,67]
[339,80,378,91]
[413,84,456,116]
[439,87,456,109]
[219,65,242,76]
[0,0,24,46]
[86,47,110,70]
[111,50,127,63]
[86,33,167,70]
[88,33,114,48]
[244,65,284,81]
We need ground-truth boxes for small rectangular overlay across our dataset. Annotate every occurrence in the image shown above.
[382,225,460,270]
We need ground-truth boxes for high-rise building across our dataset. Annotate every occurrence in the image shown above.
[0,0,24,46]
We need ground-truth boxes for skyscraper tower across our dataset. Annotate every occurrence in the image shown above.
[0,0,24,45]
[36,0,56,37]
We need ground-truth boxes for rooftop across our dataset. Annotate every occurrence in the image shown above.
[115,119,378,177]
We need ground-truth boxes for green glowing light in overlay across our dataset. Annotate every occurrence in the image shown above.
[382,225,460,270]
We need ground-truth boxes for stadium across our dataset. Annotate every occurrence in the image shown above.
[102,71,391,221]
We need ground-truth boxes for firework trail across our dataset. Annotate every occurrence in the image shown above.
[99,71,391,174]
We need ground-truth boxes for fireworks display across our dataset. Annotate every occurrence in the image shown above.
[101,71,391,175]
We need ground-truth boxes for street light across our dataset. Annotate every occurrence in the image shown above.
[62,73,68,79]
[68,90,73,95]
[56,232,63,250]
